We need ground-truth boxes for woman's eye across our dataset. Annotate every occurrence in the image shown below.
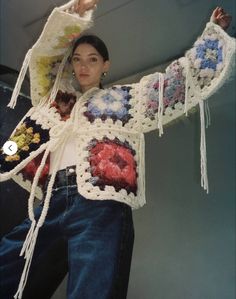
[90,57,98,62]
[72,57,80,62]
[72,56,98,64]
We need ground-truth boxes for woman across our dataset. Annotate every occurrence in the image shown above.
[0,1,234,298]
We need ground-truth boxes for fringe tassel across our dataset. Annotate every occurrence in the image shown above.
[14,226,40,299]
[14,135,68,298]
[199,100,209,193]
[36,138,67,229]
[205,100,211,128]
[158,73,164,137]
[14,148,50,299]
[184,60,190,116]
[139,133,146,205]
[48,46,72,104]
[19,220,36,257]
[7,49,32,109]
[27,149,51,220]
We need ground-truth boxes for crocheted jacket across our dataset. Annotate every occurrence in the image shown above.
[0,5,235,211]
[0,2,235,298]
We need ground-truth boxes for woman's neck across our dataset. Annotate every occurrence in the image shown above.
[81,83,100,94]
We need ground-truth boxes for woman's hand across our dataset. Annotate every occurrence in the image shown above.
[72,0,99,16]
[210,7,232,30]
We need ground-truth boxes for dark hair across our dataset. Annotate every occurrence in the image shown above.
[72,34,109,61]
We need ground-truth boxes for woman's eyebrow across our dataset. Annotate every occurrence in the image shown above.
[72,53,99,56]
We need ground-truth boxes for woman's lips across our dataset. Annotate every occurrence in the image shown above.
[79,74,89,77]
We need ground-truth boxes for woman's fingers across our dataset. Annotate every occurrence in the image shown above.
[211,7,232,30]
[217,13,232,28]
[73,0,98,16]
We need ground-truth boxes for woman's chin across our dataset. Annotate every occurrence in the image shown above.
[79,81,99,91]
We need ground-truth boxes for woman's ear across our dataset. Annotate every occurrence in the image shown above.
[103,60,110,73]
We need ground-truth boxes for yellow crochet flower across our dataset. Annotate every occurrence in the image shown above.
[36,55,63,96]
[15,123,27,135]
[5,122,41,163]
[32,138,40,144]
[5,154,20,162]
[26,127,33,134]
[32,133,41,144]
[54,25,81,49]
[11,134,27,148]
[22,145,30,151]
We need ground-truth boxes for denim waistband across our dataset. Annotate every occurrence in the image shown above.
[44,165,77,191]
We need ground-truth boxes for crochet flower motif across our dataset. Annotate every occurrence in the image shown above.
[54,25,82,49]
[36,55,63,97]
[84,86,133,125]
[22,153,50,186]
[195,39,223,71]
[190,36,224,88]
[87,138,137,195]
[145,61,185,120]
[0,117,49,171]
[50,90,76,121]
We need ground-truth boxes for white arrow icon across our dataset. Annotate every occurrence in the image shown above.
[3,141,18,156]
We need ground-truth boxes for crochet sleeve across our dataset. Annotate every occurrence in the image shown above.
[8,0,94,108]
[137,22,235,134]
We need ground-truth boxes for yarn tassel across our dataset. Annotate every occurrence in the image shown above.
[184,60,190,116]
[14,148,50,299]
[199,100,209,193]
[139,133,146,205]
[7,49,32,109]
[48,46,72,104]
[19,220,36,257]
[205,100,211,128]
[158,73,164,137]
[14,136,68,298]
[14,226,40,299]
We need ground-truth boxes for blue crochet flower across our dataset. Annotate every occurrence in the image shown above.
[87,103,102,117]
[144,61,186,120]
[84,87,132,125]
[196,39,223,71]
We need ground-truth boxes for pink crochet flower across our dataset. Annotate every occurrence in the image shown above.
[88,139,137,194]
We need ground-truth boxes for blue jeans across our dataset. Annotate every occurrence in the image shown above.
[0,185,134,299]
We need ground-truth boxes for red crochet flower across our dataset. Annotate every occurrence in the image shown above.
[88,140,137,194]
[22,153,50,186]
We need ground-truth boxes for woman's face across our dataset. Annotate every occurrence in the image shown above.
[71,43,110,93]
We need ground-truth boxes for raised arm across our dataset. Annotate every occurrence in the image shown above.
[137,7,235,134]
[0,0,97,180]
[8,0,97,109]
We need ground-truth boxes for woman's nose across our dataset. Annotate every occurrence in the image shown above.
[80,60,88,68]
[79,63,88,71]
